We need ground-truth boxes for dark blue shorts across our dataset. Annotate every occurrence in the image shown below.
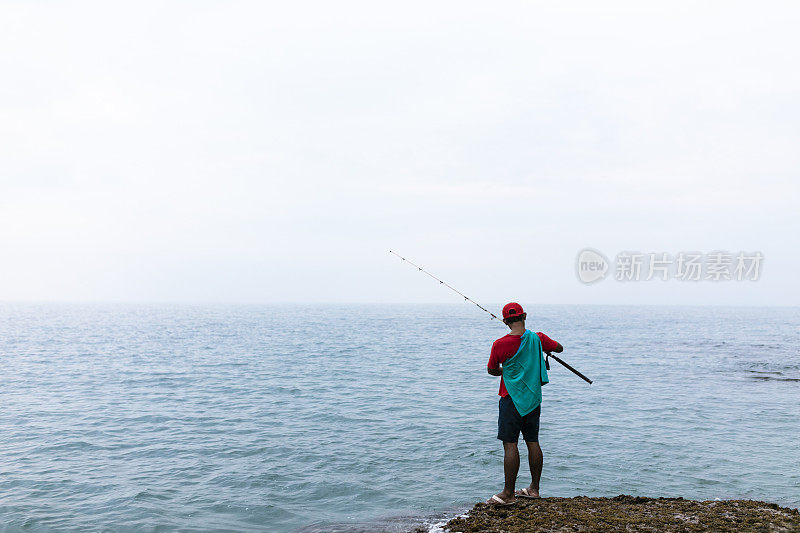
[497,395,540,443]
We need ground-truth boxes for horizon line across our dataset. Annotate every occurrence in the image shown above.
[0,300,797,308]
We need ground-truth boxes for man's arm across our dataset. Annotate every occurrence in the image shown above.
[539,332,563,354]
[487,340,503,376]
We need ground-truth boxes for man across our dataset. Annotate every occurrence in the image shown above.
[486,302,563,506]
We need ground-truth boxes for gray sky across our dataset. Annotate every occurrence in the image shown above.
[1,1,798,305]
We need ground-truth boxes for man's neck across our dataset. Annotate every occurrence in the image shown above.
[508,323,526,336]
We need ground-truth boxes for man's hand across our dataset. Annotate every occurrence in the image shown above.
[553,342,564,353]
[487,366,502,376]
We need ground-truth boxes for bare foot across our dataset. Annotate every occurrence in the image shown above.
[515,487,540,499]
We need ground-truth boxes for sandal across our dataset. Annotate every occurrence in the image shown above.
[487,494,516,506]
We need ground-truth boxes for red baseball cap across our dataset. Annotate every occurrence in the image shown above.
[502,302,525,319]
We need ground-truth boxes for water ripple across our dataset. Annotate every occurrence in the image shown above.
[0,303,798,531]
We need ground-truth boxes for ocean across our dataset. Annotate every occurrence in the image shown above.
[1,303,798,531]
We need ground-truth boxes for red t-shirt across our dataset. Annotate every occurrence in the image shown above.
[488,331,559,397]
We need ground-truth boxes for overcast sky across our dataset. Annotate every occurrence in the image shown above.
[1,1,798,305]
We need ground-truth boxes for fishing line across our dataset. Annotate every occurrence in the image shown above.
[389,250,593,384]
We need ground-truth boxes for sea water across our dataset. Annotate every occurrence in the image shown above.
[1,303,798,531]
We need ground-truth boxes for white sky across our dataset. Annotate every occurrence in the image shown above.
[1,1,798,305]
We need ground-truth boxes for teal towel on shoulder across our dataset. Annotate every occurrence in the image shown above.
[502,330,550,416]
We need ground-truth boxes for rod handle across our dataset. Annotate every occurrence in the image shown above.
[547,352,593,384]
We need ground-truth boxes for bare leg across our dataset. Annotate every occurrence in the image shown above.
[489,441,519,503]
[524,441,543,496]
[502,441,519,497]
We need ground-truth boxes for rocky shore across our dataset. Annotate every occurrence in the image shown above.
[436,495,800,532]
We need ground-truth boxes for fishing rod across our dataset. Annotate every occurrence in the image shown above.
[389,250,593,384]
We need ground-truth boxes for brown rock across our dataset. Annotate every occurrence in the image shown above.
[442,495,800,532]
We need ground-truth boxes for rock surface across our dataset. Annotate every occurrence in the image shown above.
[441,495,800,532]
